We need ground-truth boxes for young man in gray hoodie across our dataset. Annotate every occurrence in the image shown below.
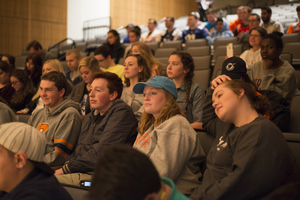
[28,71,82,167]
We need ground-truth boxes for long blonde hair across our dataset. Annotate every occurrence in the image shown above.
[44,59,64,73]
[137,89,185,134]
[131,42,163,74]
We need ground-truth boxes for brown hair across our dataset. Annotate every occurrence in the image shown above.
[137,89,184,134]
[124,54,151,87]
[26,40,42,51]
[170,51,195,111]
[131,42,163,74]
[92,72,123,99]
[41,71,68,97]
[66,49,81,60]
[10,69,34,104]
[223,80,271,115]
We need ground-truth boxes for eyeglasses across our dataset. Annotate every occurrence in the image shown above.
[11,81,20,85]
[249,34,261,38]
[97,59,106,63]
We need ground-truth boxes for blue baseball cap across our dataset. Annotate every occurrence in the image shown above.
[133,76,177,100]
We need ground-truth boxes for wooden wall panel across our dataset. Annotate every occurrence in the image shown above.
[0,0,67,57]
[110,0,198,29]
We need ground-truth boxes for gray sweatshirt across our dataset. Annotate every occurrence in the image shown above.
[134,115,205,195]
[0,102,17,124]
[248,59,297,103]
[28,99,82,167]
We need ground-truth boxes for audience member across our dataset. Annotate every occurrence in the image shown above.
[207,18,233,45]
[122,54,151,121]
[26,40,55,64]
[131,42,163,76]
[234,6,252,40]
[124,26,141,58]
[133,76,205,195]
[204,9,229,35]
[0,61,14,103]
[0,122,72,200]
[248,32,298,104]
[1,54,16,72]
[65,49,83,86]
[123,23,134,43]
[287,5,300,33]
[25,53,43,90]
[189,78,295,200]
[223,56,291,132]
[55,72,138,185]
[141,19,161,43]
[240,13,261,51]
[89,144,190,200]
[17,59,73,114]
[240,27,268,68]
[68,56,101,115]
[196,0,212,22]
[9,69,34,112]
[167,52,205,129]
[103,29,125,64]
[0,102,17,124]
[182,14,207,43]
[260,6,284,34]
[229,6,244,33]
[161,17,182,42]
[94,45,125,82]
[28,71,82,167]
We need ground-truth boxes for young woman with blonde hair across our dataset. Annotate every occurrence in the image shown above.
[133,76,205,195]
[68,56,101,115]
[130,42,163,76]
[122,54,151,121]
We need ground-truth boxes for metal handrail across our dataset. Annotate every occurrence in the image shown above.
[48,38,76,51]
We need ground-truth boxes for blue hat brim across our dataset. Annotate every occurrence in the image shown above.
[133,82,165,94]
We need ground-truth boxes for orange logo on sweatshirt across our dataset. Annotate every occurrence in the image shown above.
[135,133,151,149]
[37,123,49,134]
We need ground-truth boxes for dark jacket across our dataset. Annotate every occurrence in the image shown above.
[10,92,34,112]
[65,69,83,86]
[0,84,15,104]
[0,168,72,200]
[103,43,125,64]
[67,81,91,115]
[62,99,138,173]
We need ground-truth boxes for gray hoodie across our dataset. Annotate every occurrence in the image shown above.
[28,99,82,167]
[0,102,17,124]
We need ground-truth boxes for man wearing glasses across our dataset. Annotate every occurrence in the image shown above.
[94,46,125,82]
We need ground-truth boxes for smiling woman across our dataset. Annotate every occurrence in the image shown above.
[132,76,205,195]
[9,70,34,112]
[189,79,296,200]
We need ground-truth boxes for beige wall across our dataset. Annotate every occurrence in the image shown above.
[110,0,198,29]
[0,0,67,57]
